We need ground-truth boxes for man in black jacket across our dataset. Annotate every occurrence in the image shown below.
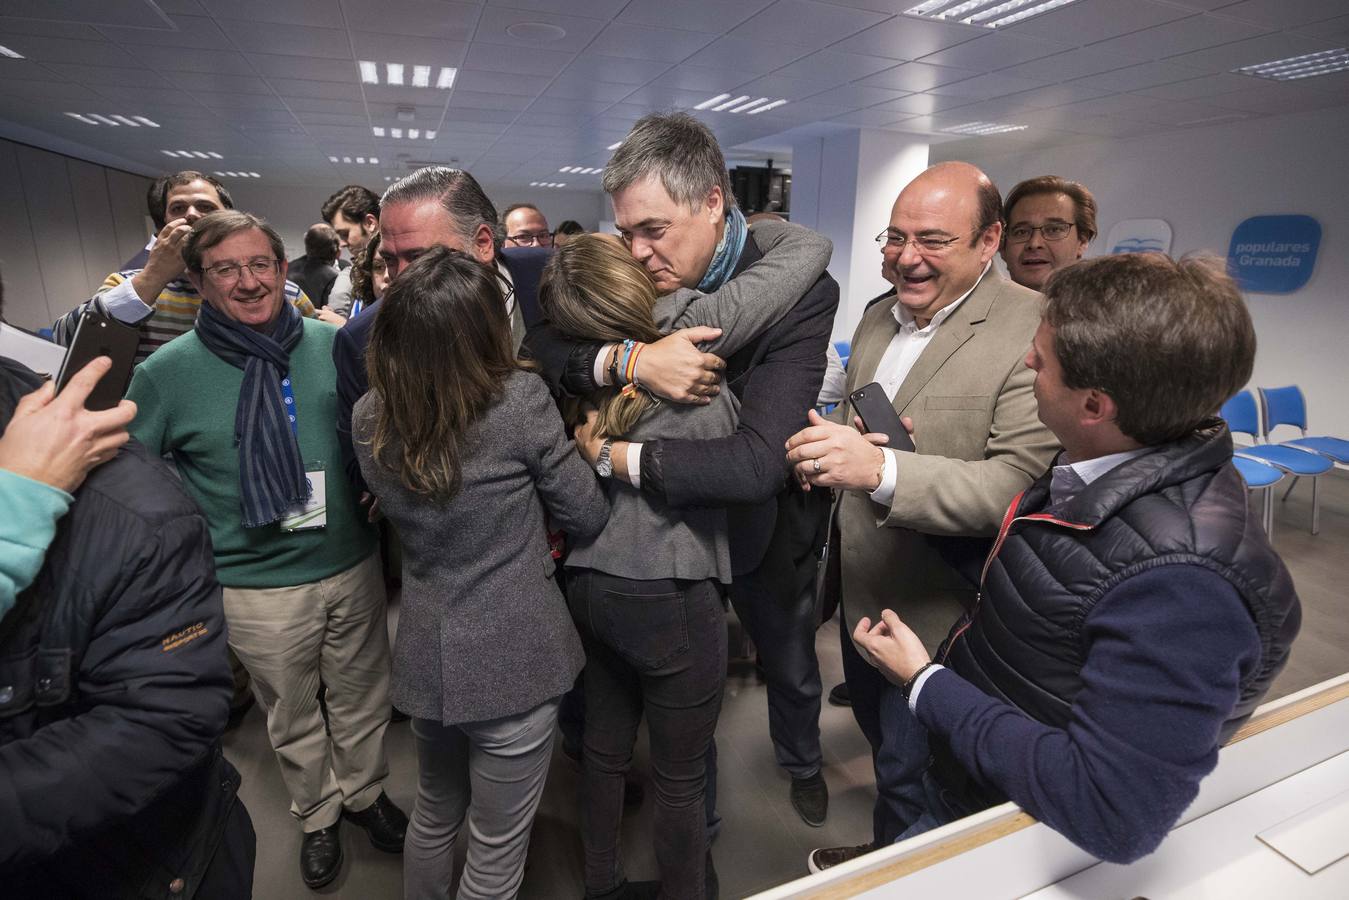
[0,355,255,898]
[525,111,840,828]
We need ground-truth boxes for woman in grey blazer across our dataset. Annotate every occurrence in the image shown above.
[540,223,830,900]
[352,248,608,900]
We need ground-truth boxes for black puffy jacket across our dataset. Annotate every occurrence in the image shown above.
[0,357,243,898]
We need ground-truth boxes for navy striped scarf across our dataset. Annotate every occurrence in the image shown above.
[195,300,309,528]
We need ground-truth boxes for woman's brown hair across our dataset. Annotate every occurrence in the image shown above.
[365,246,520,497]
[539,234,665,438]
[349,231,384,304]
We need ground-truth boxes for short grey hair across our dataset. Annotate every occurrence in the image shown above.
[381,166,502,249]
[602,111,737,211]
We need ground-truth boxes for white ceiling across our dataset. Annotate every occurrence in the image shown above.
[0,0,1346,193]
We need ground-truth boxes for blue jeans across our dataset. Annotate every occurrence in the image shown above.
[840,623,933,845]
[567,570,726,900]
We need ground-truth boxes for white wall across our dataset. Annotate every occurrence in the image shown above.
[226,182,608,262]
[0,138,152,331]
[930,106,1349,438]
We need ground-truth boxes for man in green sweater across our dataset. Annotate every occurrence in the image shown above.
[127,210,406,890]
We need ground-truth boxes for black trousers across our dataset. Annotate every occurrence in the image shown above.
[726,487,831,778]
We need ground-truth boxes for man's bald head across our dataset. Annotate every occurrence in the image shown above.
[881,161,1005,325]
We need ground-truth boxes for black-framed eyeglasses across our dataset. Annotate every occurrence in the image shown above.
[1006,222,1075,244]
[874,229,974,254]
[203,258,281,283]
[505,231,554,247]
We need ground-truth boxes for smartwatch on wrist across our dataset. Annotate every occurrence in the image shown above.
[595,438,614,478]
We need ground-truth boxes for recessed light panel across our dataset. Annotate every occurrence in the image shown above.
[162,149,223,159]
[1235,48,1349,81]
[0,44,24,59]
[941,121,1028,135]
[904,0,1084,29]
[67,112,160,127]
[214,171,261,178]
[693,94,788,115]
[372,126,436,140]
[358,60,457,90]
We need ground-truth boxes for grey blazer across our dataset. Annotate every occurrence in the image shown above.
[353,370,608,724]
[565,220,832,584]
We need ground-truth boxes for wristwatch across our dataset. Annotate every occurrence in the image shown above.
[595,438,614,478]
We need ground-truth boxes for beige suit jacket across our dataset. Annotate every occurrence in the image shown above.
[835,270,1059,647]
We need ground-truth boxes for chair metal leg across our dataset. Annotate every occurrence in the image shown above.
[1282,476,1299,502]
[1264,487,1274,538]
[1312,476,1320,535]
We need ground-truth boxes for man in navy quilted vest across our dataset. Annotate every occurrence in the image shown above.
[816,252,1301,869]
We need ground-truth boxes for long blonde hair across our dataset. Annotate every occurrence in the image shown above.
[539,235,665,438]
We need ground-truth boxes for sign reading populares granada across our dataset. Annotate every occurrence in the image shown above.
[1227,215,1321,294]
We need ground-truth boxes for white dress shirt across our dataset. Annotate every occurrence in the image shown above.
[868,262,991,508]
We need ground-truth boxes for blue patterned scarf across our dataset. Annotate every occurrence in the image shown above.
[697,207,748,293]
[195,300,309,528]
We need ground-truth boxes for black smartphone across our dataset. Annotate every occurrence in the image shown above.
[849,382,915,453]
[54,308,139,410]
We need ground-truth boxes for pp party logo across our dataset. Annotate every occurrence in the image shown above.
[1228,215,1321,294]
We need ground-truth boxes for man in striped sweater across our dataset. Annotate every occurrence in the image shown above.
[52,170,314,362]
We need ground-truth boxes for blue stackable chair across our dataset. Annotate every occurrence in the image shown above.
[1259,385,1349,465]
[1231,455,1285,537]
[833,340,851,370]
[1220,390,1333,534]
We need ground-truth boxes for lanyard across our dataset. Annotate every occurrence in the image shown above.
[280,375,299,438]
[350,297,364,318]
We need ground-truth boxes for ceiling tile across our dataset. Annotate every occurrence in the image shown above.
[0,80,106,102]
[198,0,342,28]
[1206,81,1349,115]
[0,58,68,82]
[194,90,289,110]
[98,14,232,51]
[1167,32,1340,74]
[149,47,255,75]
[215,21,351,60]
[463,43,575,78]
[88,85,203,106]
[920,32,1066,72]
[927,72,1048,100]
[829,16,984,62]
[563,54,667,85]
[804,83,910,109]
[1074,60,1206,92]
[727,0,890,51]
[525,97,613,117]
[349,33,469,65]
[585,22,717,63]
[286,96,369,115]
[0,17,103,40]
[294,111,369,127]
[1005,0,1194,45]
[441,107,519,125]
[48,63,171,88]
[1216,0,1347,28]
[545,75,636,103]
[617,0,774,33]
[858,61,982,93]
[684,36,809,74]
[1088,13,1271,62]
[1,34,136,67]
[999,82,1115,109]
[339,0,478,40]
[497,0,630,19]
[475,7,608,54]
[456,69,552,96]
[996,46,1145,82]
[1292,14,1349,43]
[245,53,356,82]
[266,78,363,101]
[828,108,910,128]
[1132,72,1253,102]
[649,65,761,94]
[166,71,275,94]
[0,0,174,28]
[449,90,533,112]
[769,49,899,87]
[868,92,976,116]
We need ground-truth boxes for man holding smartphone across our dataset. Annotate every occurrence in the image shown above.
[784,162,1057,868]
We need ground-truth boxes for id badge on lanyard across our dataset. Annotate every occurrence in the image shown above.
[276,375,328,532]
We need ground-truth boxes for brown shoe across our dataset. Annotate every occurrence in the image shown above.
[807,842,874,874]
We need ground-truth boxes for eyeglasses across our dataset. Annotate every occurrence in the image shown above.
[505,231,554,247]
[874,229,975,254]
[1006,222,1075,244]
[203,258,282,283]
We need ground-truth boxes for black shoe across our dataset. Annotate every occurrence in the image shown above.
[583,881,660,900]
[806,842,874,874]
[344,792,408,853]
[790,772,829,827]
[300,824,343,889]
[827,682,851,707]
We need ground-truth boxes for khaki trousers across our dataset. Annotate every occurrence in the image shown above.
[222,552,392,831]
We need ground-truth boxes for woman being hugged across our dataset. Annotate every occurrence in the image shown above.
[353,246,607,900]
[541,221,830,900]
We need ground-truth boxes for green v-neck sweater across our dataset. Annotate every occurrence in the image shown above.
[127,321,376,588]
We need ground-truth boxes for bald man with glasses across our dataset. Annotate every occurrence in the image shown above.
[501,203,554,248]
[785,162,1058,868]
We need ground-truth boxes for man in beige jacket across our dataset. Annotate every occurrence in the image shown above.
[785,161,1058,867]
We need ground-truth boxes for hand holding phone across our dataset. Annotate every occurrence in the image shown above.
[849,382,915,453]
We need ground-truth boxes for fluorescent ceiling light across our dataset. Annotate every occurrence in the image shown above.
[0,44,24,59]
[426,131,437,140]
[373,126,386,137]
[133,116,159,127]
[356,156,365,164]
[65,113,98,124]
[694,93,732,110]
[391,128,404,138]
[208,151,222,159]
[712,94,750,112]
[90,114,120,125]
[191,150,209,158]
[386,63,405,86]
[746,99,788,115]
[941,121,1028,135]
[903,0,1083,29]
[110,115,142,127]
[370,157,379,164]
[359,60,378,84]
[437,67,457,89]
[408,128,420,139]
[329,155,339,163]
[1235,47,1349,81]
[163,150,181,157]
[412,65,431,88]
[343,156,352,163]
[730,97,771,113]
